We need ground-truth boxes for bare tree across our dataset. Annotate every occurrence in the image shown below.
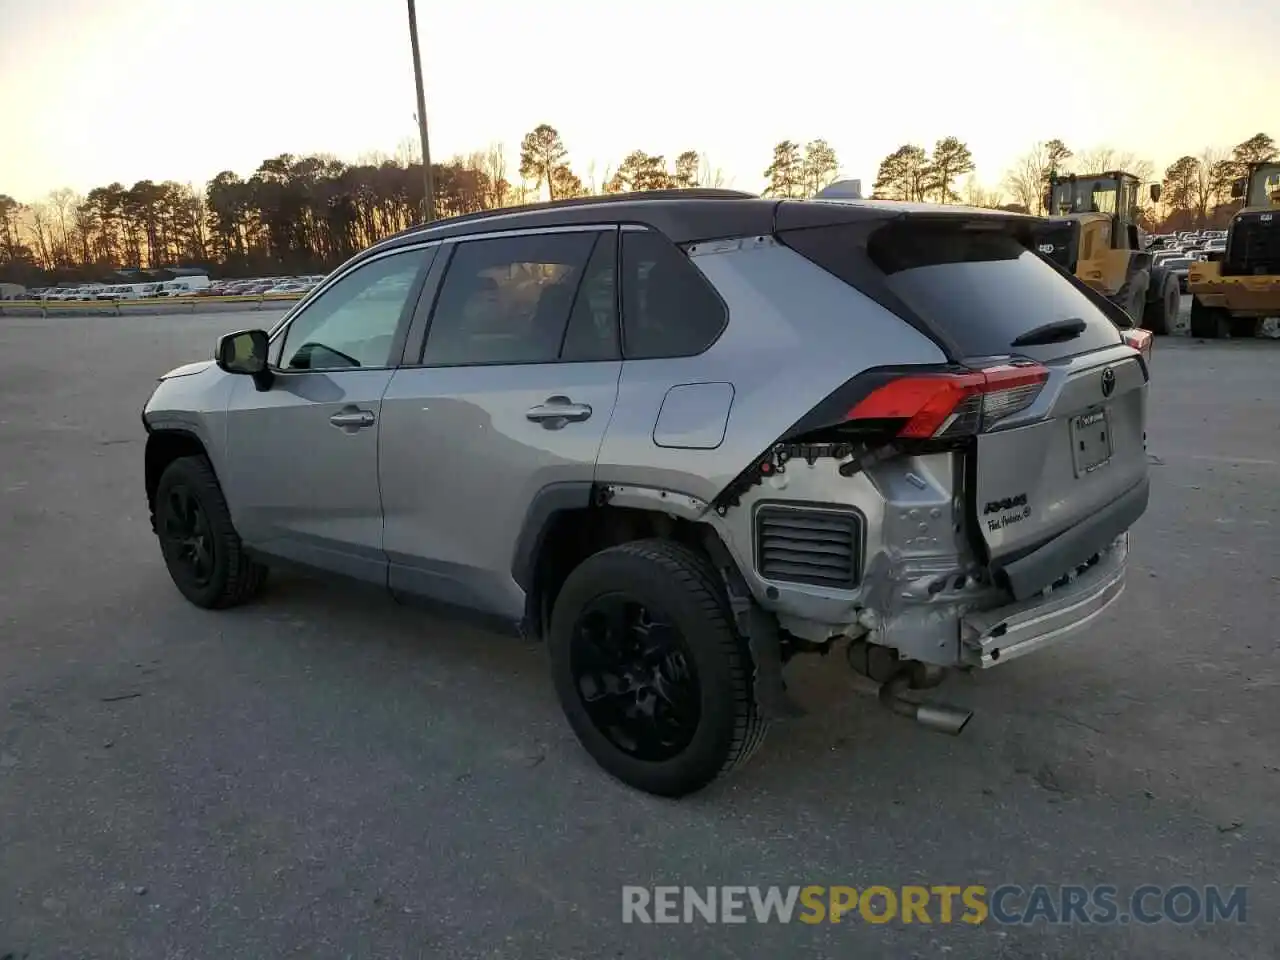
[479,143,509,207]
[24,203,54,268]
[1194,147,1228,225]
[962,175,1004,209]
[1003,142,1052,214]
[48,188,78,264]
[698,154,726,188]
[1074,147,1154,183]
[394,135,422,167]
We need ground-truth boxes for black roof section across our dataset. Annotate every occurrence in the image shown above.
[366,190,1044,258]
[374,189,779,250]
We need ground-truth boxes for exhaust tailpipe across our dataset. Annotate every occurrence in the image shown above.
[913,701,974,736]
[878,673,973,736]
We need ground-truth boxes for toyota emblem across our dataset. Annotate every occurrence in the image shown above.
[1101,367,1116,397]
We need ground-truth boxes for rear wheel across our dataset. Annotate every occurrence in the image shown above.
[1188,297,1228,339]
[154,455,268,609]
[1142,275,1178,335]
[548,539,767,797]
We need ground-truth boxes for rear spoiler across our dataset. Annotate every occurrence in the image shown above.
[780,197,1040,231]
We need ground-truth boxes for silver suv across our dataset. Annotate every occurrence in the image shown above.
[143,190,1152,797]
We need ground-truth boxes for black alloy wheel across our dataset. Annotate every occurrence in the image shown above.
[570,594,702,763]
[159,483,216,587]
[152,455,268,609]
[548,539,768,797]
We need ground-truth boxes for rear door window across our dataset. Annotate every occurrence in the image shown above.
[422,232,601,366]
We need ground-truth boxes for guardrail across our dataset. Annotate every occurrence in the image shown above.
[0,292,306,316]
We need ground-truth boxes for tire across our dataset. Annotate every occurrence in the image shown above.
[1142,275,1178,336]
[154,455,268,609]
[1188,297,1227,340]
[1112,269,1148,324]
[548,539,768,797]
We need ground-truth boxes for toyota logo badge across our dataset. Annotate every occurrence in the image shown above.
[1101,367,1116,397]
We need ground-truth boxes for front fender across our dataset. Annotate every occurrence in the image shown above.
[142,364,236,491]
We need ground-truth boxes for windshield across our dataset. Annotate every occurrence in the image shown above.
[1048,177,1128,215]
[1246,164,1280,207]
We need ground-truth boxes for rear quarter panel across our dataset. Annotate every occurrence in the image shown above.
[594,237,949,504]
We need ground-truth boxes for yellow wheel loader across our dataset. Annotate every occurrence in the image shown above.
[1034,171,1179,335]
[1187,162,1280,339]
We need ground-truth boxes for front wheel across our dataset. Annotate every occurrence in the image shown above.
[154,455,268,609]
[548,539,768,797]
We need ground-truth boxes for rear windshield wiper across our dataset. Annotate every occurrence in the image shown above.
[1011,318,1087,347]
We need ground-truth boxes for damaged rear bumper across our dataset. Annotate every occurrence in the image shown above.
[960,533,1128,668]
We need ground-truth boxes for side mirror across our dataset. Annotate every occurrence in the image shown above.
[216,328,268,374]
[1230,178,1246,200]
[215,329,273,390]
[1149,183,1162,203]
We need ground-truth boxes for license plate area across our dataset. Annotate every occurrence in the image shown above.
[1071,407,1113,476]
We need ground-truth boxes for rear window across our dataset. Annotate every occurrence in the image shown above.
[783,220,1124,362]
[868,226,1124,358]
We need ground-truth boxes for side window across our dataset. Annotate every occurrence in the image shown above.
[560,231,619,362]
[422,232,598,366]
[620,230,727,360]
[276,248,426,370]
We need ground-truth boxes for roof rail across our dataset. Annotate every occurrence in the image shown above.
[390,188,758,240]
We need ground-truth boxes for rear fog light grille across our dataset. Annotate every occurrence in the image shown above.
[755,506,862,589]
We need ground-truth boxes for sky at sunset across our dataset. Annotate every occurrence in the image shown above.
[1,0,1276,202]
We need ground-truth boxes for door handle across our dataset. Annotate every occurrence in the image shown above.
[329,408,376,430]
[526,396,593,427]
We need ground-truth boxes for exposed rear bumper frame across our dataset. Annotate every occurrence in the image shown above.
[961,533,1128,668]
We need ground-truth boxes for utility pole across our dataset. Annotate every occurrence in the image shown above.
[406,0,434,222]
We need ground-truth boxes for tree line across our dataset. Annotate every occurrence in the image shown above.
[0,124,745,286]
[991,132,1277,231]
[871,131,1277,231]
[1,125,1275,286]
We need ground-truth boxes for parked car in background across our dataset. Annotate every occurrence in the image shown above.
[266,281,309,295]
[158,277,212,297]
[1163,256,1199,292]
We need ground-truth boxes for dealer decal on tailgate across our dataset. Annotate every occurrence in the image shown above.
[984,493,1032,533]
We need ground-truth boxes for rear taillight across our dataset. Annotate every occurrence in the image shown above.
[1121,328,1153,365]
[846,363,1049,439]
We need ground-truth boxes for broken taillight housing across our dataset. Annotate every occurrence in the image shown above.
[1120,328,1153,365]
[845,362,1049,439]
